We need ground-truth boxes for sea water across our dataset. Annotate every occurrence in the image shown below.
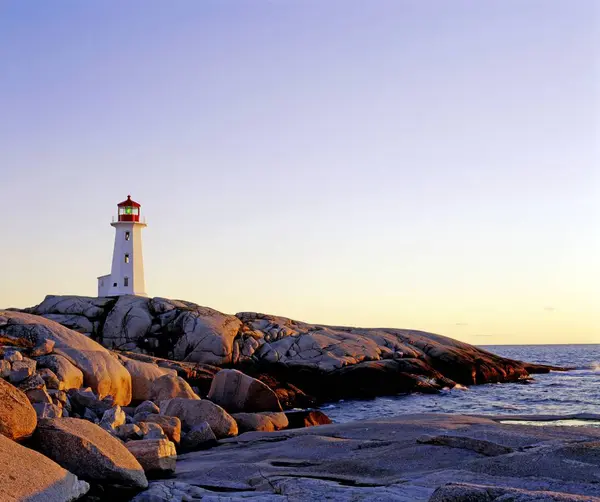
[323,344,600,424]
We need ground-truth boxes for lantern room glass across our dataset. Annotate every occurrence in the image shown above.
[119,207,139,216]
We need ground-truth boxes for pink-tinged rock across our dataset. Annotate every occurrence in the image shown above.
[35,417,148,488]
[0,377,37,440]
[125,439,177,476]
[0,433,89,501]
[207,369,282,413]
[149,374,200,402]
[160,398,237,439]
[1,311,132,405]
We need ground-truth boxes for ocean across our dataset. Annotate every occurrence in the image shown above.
[323,344,600,424]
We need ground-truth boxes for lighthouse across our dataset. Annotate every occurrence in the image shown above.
[97,195,147,297]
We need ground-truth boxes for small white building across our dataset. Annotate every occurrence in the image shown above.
[98,195,147,297]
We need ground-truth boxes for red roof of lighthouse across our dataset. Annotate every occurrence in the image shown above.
[117,195,141,208]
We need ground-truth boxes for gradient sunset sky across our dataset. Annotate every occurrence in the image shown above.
[1,1,598,345]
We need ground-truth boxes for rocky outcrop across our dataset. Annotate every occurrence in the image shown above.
[34,417,148,489]
[21,295,560,405]
[0,377,37,440]
[207,369,282,413]
[159,398,238,438]
[0,311,132,405]
[0,433,89,501]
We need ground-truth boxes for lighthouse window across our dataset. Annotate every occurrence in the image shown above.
[124,277,129,287]
[124,254,130,263]
[125,232,130,241]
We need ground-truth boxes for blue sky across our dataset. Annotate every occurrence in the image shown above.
[1,1,598,343]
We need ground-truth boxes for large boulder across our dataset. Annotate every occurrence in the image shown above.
[34,418,148,489]
[36,354,84,390]
[149,374,200,402]
[0,378,37,440]
[160,398,237,438]
[207,369,282,413]
[0,433,89,501]
[231,412,289,433]
[0,311,132,405]
[125,439,177,476]
[120,356,176,402]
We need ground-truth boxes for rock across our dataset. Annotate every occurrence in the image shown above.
[30,338,55,357]
[121,356,177,402]
[100,405,126,432]
[115,423,143,441]
[32,295,113,319]
[0,311,132,405]
[285,410,332,429]
[417,435,514,457]
[158,413,600,500]
[13,357,37,373]
[232,412,289,433]
[68,387,111,416]
[160,398,238,438]
[137,422,168,440]
[179,422,217,452]
[134,400,160,416]
[18,373,46,393]
[125,439,177,477]
[48,389,69,407]
[102,296,154,350]
[36,354,84,390]
[33,402,63,418]
[83,407,98,422]
[5,349,23,362]
[18,296,562,404]
[9,358,36,383]
[26,387,52,404]
[0,433,89,501]
[0,377,37,440]
[149,374,200,402]
[141,414,181,444]
[0,359,11,378]
[429,483,600,501]
[35,417,148,488]
[38,367,62,390]
[129,481,228,502]
[207,369,283,413]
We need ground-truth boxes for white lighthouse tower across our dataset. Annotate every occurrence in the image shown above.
[97,195,147,297]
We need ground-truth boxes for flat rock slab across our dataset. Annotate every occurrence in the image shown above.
[145,413,600,501]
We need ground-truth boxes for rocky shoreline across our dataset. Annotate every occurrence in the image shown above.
[0,295,578,501]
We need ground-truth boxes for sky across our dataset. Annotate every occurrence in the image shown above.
[1,1,598,345]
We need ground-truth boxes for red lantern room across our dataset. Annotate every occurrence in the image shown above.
[117,195,142,222]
